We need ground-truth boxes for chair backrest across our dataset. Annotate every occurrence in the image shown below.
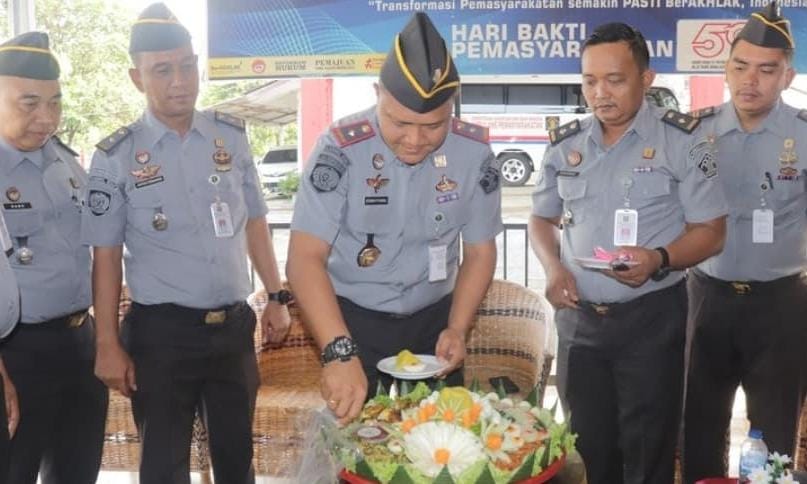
[464,279,555,404]
[249,280,556,403]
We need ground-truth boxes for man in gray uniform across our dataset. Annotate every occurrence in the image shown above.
[287,12,502,424]
[683,3,807,482]
[81,3,291,483]
[0,32,108,484]
[530,23,727,484]
[0,210,20,483]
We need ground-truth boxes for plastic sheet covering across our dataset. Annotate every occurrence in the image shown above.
[292,409,362,484]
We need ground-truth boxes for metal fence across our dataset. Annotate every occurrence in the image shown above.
[256,222,547,293]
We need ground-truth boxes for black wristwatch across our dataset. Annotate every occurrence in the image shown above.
[266,289,293,305]
[651,247,671,281]
[320,336,359,366]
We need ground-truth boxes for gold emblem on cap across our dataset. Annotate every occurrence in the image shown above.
[5,187,21,202]
[435,174,458,193]
[642,148,656,160]
[567,151,582,167]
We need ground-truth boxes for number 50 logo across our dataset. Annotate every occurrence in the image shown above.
[677,20,746,72]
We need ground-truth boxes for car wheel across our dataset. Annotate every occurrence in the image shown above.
[498,153,533,186]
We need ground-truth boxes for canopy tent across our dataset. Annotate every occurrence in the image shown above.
[207,79,299,126]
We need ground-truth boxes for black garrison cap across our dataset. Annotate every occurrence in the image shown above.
[736,1,794,50]
[0,31,60,80]
[379,12,460,113]
[129,2,191,54]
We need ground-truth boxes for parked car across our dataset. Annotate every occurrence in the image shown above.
[257,145,298,194]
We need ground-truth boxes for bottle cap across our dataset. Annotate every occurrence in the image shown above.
[749,429,764,439]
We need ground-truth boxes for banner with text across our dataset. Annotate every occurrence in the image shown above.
[207,0,807,78]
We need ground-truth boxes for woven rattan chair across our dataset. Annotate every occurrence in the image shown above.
[797,397,807,471]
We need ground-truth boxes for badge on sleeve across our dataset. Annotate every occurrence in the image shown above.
[88,190,112,216]
[310,163,341,192]
[479,166,500,194]
[689,141,717,179]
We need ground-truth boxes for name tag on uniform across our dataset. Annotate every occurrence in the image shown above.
[0,212,11,256]
[752,209,774,244]
[211,201,234,238]
[428,244,448,282]
[614,208,638,246]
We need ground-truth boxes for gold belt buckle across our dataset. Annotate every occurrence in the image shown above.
[730,282,751,295]
[204,310,226,325]
[591,304,610,316]
[67,312,87,328]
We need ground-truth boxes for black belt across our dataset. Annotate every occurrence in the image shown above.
[692,268,803,296]
[131,301,247,325]
[338,293,452,320]
[22,309,89,329]
[578,279,684,317]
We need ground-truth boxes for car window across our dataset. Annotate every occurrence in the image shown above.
[262,149,297,165]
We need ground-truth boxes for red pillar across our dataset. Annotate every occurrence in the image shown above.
[689,75,725,112]
[299,79,333,167]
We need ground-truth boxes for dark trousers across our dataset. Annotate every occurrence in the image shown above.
[1,315,108,484]
[556,281,687,484]
[0,376,8,484]
[338,294,463,397]
[122,301,259,484]
[683,270,807,484]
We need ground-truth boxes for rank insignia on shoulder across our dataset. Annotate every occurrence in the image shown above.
[798,110,807,123]
[452,119,489,143]
[52,136,79,157]
[662,110,700,134]
[214,111,246,131]
[549,120,581,146]
[96,127,132,154]
[690,106,717,119]
[331,120,375,148]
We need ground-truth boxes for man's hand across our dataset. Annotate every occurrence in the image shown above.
[545,264,580,309]
[435,327,466,377]
[95,342,137,397]
[261,303,291,347]
[1,370,18,438]
[602,246,662,287]
[321,357,367,426]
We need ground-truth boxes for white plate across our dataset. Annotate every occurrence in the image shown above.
[574,257,640,270]
[376,354,446,380]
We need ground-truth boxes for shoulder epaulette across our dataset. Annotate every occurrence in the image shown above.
[52,136,78,157]
[690,106,718,119]
[214,111,246,131]
[452,118,489,143]
[95,127,132,154]
[662,110,700,134]
[798,110,807,123]
[549,120,581,146]
[331,120,375,148]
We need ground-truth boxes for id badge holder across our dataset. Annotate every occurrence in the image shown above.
[614,209,638,247]
[428,244,448,282]
[211,200,235,238]
[752,209,774,243]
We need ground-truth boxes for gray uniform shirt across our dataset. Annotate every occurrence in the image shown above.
[532,102,728,303]
[292,108,503,314]
[697,101,807,281]
[0,211,19,338]
[1,137,91,323]
[80,110,267,309]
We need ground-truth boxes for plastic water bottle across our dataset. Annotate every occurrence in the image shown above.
[739,429,768,483]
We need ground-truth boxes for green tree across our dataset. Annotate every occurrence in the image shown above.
[36,0,144,157]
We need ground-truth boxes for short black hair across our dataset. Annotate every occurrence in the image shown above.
[582,22,650,72]
[729,36,794,63]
